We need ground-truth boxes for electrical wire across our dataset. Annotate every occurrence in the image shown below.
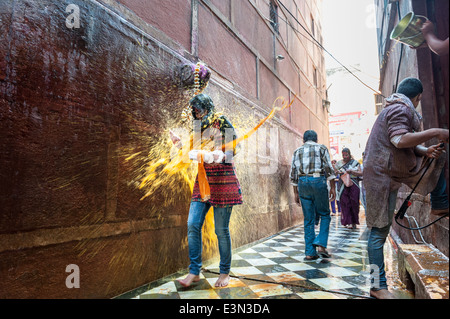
[276,0,386,98]
[393,2,404,93]
[404,214,428,244]
[395,212,448,230]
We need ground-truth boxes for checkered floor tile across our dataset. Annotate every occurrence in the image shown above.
[124,213,411,299]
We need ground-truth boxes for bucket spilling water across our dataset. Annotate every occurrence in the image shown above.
[390,12,428,47]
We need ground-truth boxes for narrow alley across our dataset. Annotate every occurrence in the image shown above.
[117,212,413,299]
[1,0,448,301]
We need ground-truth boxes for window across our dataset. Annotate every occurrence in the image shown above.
[313,67,318,87]
[269,1,279,34]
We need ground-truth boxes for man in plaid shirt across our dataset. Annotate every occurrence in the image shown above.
[290,130,336,261]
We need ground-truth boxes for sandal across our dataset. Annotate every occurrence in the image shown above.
[303,255,319,262]
[317,248,331,258]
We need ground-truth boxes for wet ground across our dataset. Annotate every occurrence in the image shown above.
[118,210,414,299]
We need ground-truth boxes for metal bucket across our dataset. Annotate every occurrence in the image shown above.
[390,12,428,47]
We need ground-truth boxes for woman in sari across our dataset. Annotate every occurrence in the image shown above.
[335,148,361,229]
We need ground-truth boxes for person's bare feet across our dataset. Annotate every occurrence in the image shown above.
[214,274,230,288]
[370,288,395,299]
[177,274,200,287]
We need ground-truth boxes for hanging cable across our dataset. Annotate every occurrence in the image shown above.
[393,2,404,93]
[276,0,386,98]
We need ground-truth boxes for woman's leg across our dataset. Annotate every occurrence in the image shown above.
[350,184,360,226]
[213,206,233,287]
[331,200,337,214]
[178,201,211,287]
[340,188,351,226]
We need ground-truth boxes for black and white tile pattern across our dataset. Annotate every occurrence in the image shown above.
[126,215,410,299]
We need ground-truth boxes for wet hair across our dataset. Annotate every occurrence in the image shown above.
[189,93,215,117]
[303,130,318,143]
[396,77,423,99]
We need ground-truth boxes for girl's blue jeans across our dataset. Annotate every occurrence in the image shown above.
[187,201,232,276]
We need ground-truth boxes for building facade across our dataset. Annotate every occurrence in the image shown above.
[0,0,328,297]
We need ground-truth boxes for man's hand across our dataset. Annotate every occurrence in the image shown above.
[421,20,434,36]
[420,20,449,56]
[426,143,446,159]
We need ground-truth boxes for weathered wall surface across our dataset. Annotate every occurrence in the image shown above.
[0,0,328,298]
[0,0,195,298]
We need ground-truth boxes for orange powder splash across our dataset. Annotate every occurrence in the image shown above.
[196,96,295,200]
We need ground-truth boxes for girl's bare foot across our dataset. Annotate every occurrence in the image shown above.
[177,274,200,287]
[214,274,230,287]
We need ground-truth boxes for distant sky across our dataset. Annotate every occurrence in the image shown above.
[321,0,380,117]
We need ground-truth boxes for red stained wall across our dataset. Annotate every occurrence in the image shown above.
[0,0,329,298]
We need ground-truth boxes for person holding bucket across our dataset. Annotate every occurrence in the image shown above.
[421,20,449,56]
[363,77,449,299]
[391,12,448,56]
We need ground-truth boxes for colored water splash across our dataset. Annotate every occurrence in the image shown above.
[135,141,193,200]
[135,95,294,202]
[223,96,294,152]
[130,95,295,258]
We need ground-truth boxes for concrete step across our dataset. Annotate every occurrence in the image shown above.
[397,243,449,299]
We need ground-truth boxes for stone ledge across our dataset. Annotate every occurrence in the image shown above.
[397,243,449,299]
[0,215,182,253]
